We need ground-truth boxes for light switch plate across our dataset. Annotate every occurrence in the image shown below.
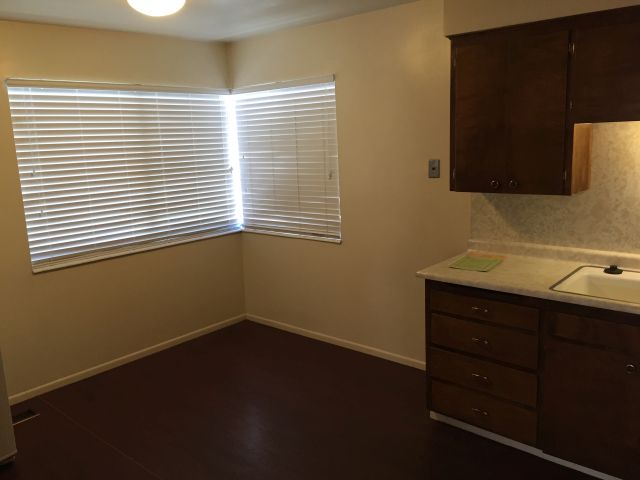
[428,159,440,178]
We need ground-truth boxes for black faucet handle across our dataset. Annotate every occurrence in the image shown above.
[604,265,623,275]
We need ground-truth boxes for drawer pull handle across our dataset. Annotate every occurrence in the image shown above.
[471,407,489,417]
[626,364,637,375]
[471,337,491,348]
[471,373,491,385]
[471,306,490,315]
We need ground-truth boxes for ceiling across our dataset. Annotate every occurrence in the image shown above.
[0,0,416,41]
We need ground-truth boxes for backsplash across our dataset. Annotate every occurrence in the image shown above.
[471,122,640,254]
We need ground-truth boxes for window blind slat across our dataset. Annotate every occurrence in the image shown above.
[23,182,232,208]
[26,202,237,231]
[30,220,236,258]
[20,168,230,188]
[18,153,227,169]
[27,206,237,244]
[9,85,239,270]
[235,81,341,241]
[25,193,234,219]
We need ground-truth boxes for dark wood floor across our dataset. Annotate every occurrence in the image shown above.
[0,321,588,480]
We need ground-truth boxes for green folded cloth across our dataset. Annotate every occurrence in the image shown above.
[449,253,504,272]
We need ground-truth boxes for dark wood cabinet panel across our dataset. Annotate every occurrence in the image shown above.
[548,312,640,357]
[450,29,587,195]
[426,282,541,447]
[449,6,640,195]
[430,313,538,369]
[572,20,640,123]
[541,332,640,479]
[430,348,538,407]
[426,280,640,479]
[443,3,640,196]
[431,380,538,446]
[506,31,569,195]
[451,35,508,192]
[430,289,539,332]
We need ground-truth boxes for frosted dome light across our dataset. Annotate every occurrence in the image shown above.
[127,0,186,17]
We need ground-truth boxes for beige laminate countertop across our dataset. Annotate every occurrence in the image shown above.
[417,252,640,316]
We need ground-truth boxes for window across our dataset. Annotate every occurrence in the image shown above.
[8,77,341,272]
[234,79,341,242]
[8,82,238,272]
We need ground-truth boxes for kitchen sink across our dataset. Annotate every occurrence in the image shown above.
[551,265,640,305]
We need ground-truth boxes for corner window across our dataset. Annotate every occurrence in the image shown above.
[233,80,341,242]
[8,83,238,272]
[8,77,342,272]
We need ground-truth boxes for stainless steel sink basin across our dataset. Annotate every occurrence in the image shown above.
[551,266,640,305]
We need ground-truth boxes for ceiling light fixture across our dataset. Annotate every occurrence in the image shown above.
[127,0,186,17]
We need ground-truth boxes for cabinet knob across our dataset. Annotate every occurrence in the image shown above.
[471,306,490,315]
[471,373,491,385]
[471,407,489,417]
[626,364,637,375]
[508,179,519,190]
[489,179,501,190]
[471,337,491,348]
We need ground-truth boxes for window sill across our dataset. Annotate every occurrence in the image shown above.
[31,226,243,273]
[30,225,341,273]
[242,228,342,244]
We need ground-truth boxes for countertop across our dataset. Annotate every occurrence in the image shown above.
[417,251,640,316]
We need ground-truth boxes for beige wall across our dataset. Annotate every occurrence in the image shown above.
[472,122,640,254]
[0,21,245,398]
[444,0,640,35]
[230,1,470,366]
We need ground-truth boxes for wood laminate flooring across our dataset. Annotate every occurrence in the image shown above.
[0,321,588,479]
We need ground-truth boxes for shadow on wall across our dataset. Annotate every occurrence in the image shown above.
[471,121,640,253]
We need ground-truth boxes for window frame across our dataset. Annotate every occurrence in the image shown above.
[6,79,241,273]
[233,76,342,244]
[6,76,343,273]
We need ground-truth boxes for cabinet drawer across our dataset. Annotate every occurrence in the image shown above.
[548,313,640,357]
[431,380,538,446]
[430,289,538,332]
[430,348,537,407]
[430,314,538,369]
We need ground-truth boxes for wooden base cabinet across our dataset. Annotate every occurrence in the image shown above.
[426,281,640,479]
[541,313,640,479]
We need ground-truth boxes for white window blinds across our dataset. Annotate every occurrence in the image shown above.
[234,80,341,241]
[8,84,238,272]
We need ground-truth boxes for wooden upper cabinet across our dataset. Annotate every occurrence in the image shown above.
[449,6,640,195]
[572,20,640,123]
[451,28,584,195]
[506,31,569,195]
[451,24,594,195]
[451,34,508,193]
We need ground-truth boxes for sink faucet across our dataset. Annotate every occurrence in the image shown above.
[604,265,623,275]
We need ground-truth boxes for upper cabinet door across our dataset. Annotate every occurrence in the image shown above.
[572,21,640,123]
[542,334,640,479]
[450,29,578,195]
[452,35,508,193]
[507,31,569,195]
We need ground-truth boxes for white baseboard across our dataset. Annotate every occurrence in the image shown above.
[429,412,621,480]
[9,314,246,405]
[11,313,425,405]
[246,314,426,370]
